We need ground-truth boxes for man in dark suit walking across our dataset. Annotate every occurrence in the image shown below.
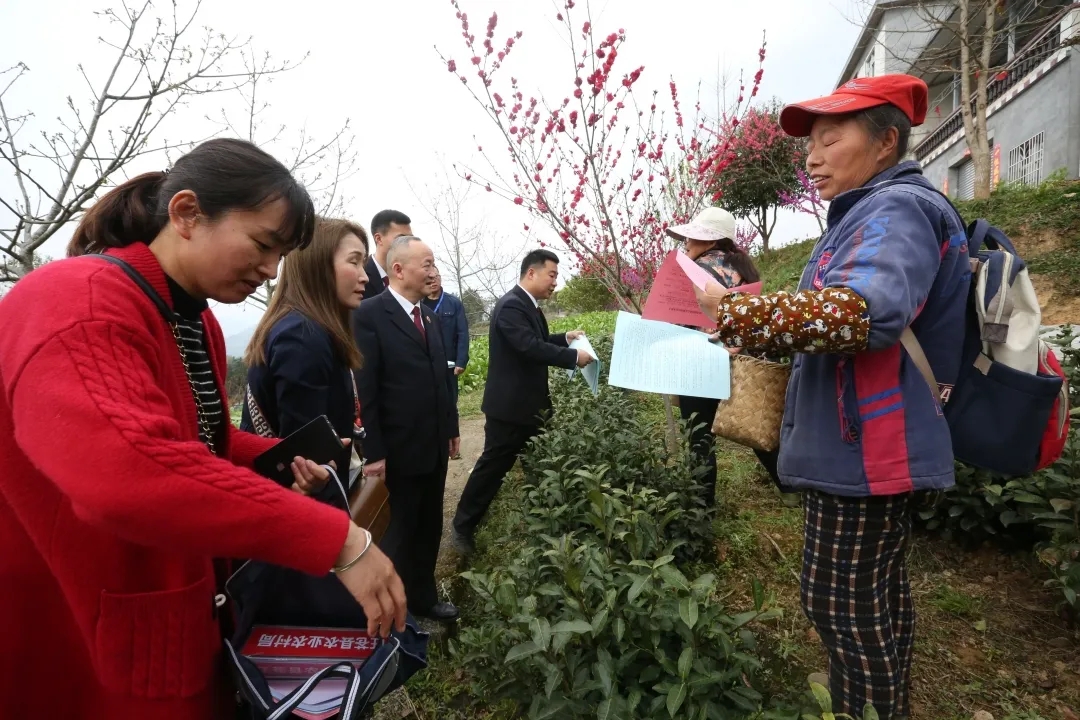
[361,210,413,300]
[452,249,594,554]
[353,235,461,621]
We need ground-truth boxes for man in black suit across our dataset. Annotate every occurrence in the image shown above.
[353,235,461,621]
[452,249,594,554]
[361,210,413,300]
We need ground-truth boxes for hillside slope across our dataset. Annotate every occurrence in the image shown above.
[756,176,1080,323]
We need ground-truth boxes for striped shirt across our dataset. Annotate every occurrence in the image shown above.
[166,277,224,452]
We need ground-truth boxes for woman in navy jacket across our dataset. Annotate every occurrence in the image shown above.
[242,217,370,474]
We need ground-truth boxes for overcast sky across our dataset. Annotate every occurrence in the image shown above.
[1,0,863,336]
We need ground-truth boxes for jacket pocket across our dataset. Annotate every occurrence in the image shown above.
[836,358,860,444]
[95,573,219,700]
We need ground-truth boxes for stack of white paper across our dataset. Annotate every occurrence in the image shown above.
[567,334,601,396]
[607,312,731,399]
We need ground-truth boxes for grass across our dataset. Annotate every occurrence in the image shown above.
[1026,245,1080,296]
[953,174,1080,238]
[956,174,1080,297]
[457,385,484,419]
[753,238,816,293]
[930,585,986,621]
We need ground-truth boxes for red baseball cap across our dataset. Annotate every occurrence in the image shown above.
[779,74,929,138]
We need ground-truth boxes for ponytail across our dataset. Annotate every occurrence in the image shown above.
[67,138,316,259]
[68,172,169,256]
[713,237,761,284]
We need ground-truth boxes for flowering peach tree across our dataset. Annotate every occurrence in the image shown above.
[706,102,805,252]
[778,168,827,236]
[438,0,766,311]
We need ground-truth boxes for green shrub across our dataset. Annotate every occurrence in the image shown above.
[450,344,781,718]
[458,312,617,396]
[527,362,714,564]
[459,336,489,394]
[548,310,617,338]
[557,275,616,314]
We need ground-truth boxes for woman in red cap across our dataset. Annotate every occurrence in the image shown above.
[695,75,972,719]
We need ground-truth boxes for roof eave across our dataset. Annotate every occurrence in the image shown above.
[836,0,920,87]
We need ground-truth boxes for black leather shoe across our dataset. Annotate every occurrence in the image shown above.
[414,601,459,622]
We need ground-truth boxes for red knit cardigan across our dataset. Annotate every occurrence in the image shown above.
[0,243,351,719]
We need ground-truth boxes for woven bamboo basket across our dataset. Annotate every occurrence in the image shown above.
[711,354,791,452]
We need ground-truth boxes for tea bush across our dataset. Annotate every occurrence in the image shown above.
[451,341,782,718]
[459,336,489,394]
[915,329,1080,611]
[527,350,714,564]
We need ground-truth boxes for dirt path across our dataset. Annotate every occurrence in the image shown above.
[434,415,485,586]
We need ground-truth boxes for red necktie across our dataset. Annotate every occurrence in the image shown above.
[411,306,426,340]
[383,276,390,288]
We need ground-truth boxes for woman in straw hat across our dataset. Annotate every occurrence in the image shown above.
[694,75,970,720]
[665,206,760,507]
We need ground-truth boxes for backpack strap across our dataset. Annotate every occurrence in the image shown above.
[900,327,942,405]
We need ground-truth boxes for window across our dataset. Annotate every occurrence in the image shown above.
[957,159,975,200]
[1008,132,1045,187]
[861,44,877,78]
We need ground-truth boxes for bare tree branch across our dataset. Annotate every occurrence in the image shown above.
[218,46,359,310]
[843,0,1064,199]
[406,155,526,305]
[0,0,312,286]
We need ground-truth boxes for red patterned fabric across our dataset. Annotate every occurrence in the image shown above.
[0,242,350,719]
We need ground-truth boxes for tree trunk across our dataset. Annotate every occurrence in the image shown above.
[753,205,771,252]
[970,138,993,199]
[957,0,996,200]
[972,0,995,199]
[663,394,679,452]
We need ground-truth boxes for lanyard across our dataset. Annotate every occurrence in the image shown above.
[432,292,446,314]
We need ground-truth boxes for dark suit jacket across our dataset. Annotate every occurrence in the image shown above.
[352,291,460,477]
[423,291,470,368]
[241,311,356,471]
[361,257,387,301]
[482,285,578,426]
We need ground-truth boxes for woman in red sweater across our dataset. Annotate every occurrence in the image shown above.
[0,138,406,719]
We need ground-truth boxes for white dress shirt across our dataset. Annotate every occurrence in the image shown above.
[517,284,539,308]
[387,285,422,319]
[373,257,388,282]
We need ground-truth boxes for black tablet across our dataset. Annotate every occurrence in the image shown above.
[253,415,345,487]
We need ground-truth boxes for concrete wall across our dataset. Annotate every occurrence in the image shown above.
[878,4,953,74]
[912,79,957,149]
[921,47,1080,194]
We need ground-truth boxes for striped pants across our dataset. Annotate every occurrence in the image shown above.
[801,491,914,720]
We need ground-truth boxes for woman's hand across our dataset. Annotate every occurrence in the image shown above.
[707,333,743,356]
[335,523,407,637]
[363,459,386,481]
[289,438,351,495]
[692,279,729,320]
[290,458,331,495]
